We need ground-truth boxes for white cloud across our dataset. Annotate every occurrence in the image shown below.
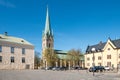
[0,0,15,8]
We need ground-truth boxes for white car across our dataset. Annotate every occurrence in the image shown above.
[104,66,110,71]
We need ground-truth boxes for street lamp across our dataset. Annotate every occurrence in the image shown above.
[91,47,96,76]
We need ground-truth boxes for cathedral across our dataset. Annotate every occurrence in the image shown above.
[42,7,67,67]
[42,7,84,68]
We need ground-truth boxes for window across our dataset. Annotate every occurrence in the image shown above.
[0,56,2,62]
[98,56,101,60]
[48,43,50,48]
[87,57,90,61]
[107,62,111,66]
[22,57,25,63]
[11,47,14,53]
[108,48,110,51]
[22,48,25,54]
[11,57,14,63]
[107,55,111,59]
[0,45,2,52]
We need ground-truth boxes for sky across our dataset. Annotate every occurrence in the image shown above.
[0,0,120,54]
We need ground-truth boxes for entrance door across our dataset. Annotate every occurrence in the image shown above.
[26,64,30,69]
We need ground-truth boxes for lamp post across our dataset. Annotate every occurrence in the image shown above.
[91,47,96,76]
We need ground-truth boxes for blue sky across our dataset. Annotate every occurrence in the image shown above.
[0,0,120,53]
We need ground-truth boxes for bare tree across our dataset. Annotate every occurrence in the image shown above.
[34,51,41,69]
[43,48,59,67]
[67,49,82,67]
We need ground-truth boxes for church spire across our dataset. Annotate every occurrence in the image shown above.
[44,6,52,37]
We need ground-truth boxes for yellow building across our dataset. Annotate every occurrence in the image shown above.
[85,38,120,69]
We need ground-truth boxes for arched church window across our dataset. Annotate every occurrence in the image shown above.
[49,43,50,48]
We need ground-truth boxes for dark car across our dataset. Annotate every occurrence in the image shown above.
[59,66,67,70]
[89,67,97,72]
[89,66,105,72]
[97,66,105,72]
[46,66,53,70]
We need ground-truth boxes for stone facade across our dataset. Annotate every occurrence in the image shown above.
[85,38,120,69]
[0,34,34,69]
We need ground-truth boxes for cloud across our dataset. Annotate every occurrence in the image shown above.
[0,0,15,8]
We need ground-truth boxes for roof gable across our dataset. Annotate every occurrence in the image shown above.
[86,38,120,53]
[103,39,116,50]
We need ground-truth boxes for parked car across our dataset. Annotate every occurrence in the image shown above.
[73,66,83,70]
[104,66,110,71]
[45,66,53,70]
[59,66,67,70]
[97,66,105,72]
[52,67,60,71]
[89,67,97,72]
[89,66,105,72]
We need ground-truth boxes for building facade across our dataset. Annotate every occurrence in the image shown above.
[0,32,34,69]
[85,38,120,69]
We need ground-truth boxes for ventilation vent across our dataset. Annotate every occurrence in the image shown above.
[21,40,24,42]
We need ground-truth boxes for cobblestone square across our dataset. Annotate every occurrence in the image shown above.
[0,70,120,80]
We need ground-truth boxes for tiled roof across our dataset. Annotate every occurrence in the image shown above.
[86,38,120,53]
[0,34,33,46]
[112,39,120,48]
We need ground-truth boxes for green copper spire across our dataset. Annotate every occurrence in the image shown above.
[44,6,52,37]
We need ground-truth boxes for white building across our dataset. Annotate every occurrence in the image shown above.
[0,32,34,69]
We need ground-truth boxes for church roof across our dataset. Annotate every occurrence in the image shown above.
[54,50,68,54]
[86,38,120,54]
[43,6,53,37]
[54,50,68,59]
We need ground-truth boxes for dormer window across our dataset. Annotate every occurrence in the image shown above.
[21,40,24,42]
[108,48,110,51]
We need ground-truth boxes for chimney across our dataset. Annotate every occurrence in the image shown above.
[99,41,102,45]
[4,32,8,36]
